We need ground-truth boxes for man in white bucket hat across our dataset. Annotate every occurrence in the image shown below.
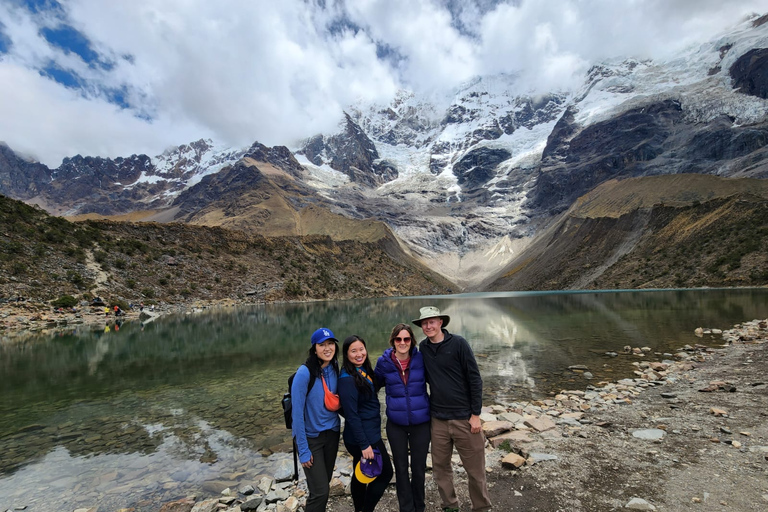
[412,306,491,512]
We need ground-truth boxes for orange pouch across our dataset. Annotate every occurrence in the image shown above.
[322,376,341,412]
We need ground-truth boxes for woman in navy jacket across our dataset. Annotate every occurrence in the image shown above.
[338,335,394,512]
[374,323,431,512]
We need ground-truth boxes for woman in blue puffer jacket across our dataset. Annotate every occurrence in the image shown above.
[374,323,431,512]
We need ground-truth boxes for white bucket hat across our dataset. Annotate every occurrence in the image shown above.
[412,306,450,328]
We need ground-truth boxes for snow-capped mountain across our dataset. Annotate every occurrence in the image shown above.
[2,14,768,288]
[296,13,768,285]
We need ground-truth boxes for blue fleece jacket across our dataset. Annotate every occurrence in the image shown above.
[291,363,340,464]
[338,368,382,450]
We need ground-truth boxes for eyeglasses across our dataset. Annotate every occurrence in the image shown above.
[394,337,411,343]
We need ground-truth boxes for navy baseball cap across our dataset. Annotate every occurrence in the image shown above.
[311,328,338,344]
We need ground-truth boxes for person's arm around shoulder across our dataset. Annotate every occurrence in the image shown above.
[374,354,386,391]
[290,365,314,466]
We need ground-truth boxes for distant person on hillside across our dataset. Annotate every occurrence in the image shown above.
[413,306,491,512]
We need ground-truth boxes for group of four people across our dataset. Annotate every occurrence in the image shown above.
[290,306,492,512]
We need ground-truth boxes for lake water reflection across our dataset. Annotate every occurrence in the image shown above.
[1,288,767,510]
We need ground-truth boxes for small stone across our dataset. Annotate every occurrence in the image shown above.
[709,407,728,417]
[283,496,300,512]
[625,497,656,510]
[479,412,498,423]
[524,415,557,432]
[632,429,665,440]
[265,489,289,503]
[239,484,256,496]
[498,411,524,424]
[481,420,514,437]
[257,476,274,494]
[488,430,533,448]
[528,452,558,464]
[501,452,526,469]
[190,499,219,512]
[240,496,263,511]
[329,477,346,496]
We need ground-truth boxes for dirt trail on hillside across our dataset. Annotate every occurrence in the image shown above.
[84,249,109,294]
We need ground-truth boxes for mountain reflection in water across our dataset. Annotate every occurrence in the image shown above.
[1,289,767,511]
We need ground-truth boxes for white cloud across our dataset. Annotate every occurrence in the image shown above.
[0,0,766,167]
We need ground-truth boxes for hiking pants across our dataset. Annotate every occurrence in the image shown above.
[304,429,340,512]
[430,418,492,512]
[386,419,431,512]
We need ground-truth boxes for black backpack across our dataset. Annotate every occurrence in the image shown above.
[282,365,317,429]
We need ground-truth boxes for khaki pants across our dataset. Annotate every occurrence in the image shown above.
[430,418,492,512]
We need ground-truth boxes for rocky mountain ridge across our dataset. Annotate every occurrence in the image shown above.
[0,194,452,306]
[2,14,768,291]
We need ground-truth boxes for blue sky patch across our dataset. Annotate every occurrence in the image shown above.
[40,61,84,88]
[18,0,63,15]
[103,85,131,110]
[41,24,99,63]
[0,24,11,55]
[40,61,135,111]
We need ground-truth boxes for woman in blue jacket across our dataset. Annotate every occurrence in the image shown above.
[338,335,394,512]
[374,323,431,512]
[291,328,341,512]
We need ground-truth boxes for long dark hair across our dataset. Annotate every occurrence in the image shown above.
[342,335,374,395]
[389,323,416,356]
[305,340,340,379]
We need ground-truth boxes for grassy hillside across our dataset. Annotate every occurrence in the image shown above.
[485,175,768,291]
[0,195,452,305]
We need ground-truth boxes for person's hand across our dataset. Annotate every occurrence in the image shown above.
[469,414,482,434]
[302,455,314,468]
[361,446,374,459]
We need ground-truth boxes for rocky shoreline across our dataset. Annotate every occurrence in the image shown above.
[56,318,765,512]
[0,297,253,345]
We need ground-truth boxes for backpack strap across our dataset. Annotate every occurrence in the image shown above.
[304,364,317,396]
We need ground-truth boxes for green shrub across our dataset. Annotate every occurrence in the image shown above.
[66,270,86,287]
[141,288,155,298]
[51,295,78,308]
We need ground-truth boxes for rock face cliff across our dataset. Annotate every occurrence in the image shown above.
[0,143,51,201]
[297,113,397,187]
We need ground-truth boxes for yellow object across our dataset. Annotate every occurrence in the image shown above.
[355,461,376,484]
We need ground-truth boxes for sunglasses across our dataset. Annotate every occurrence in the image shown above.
[394,337,412,343]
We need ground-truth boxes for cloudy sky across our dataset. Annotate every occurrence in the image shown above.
[0,0,766,167]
